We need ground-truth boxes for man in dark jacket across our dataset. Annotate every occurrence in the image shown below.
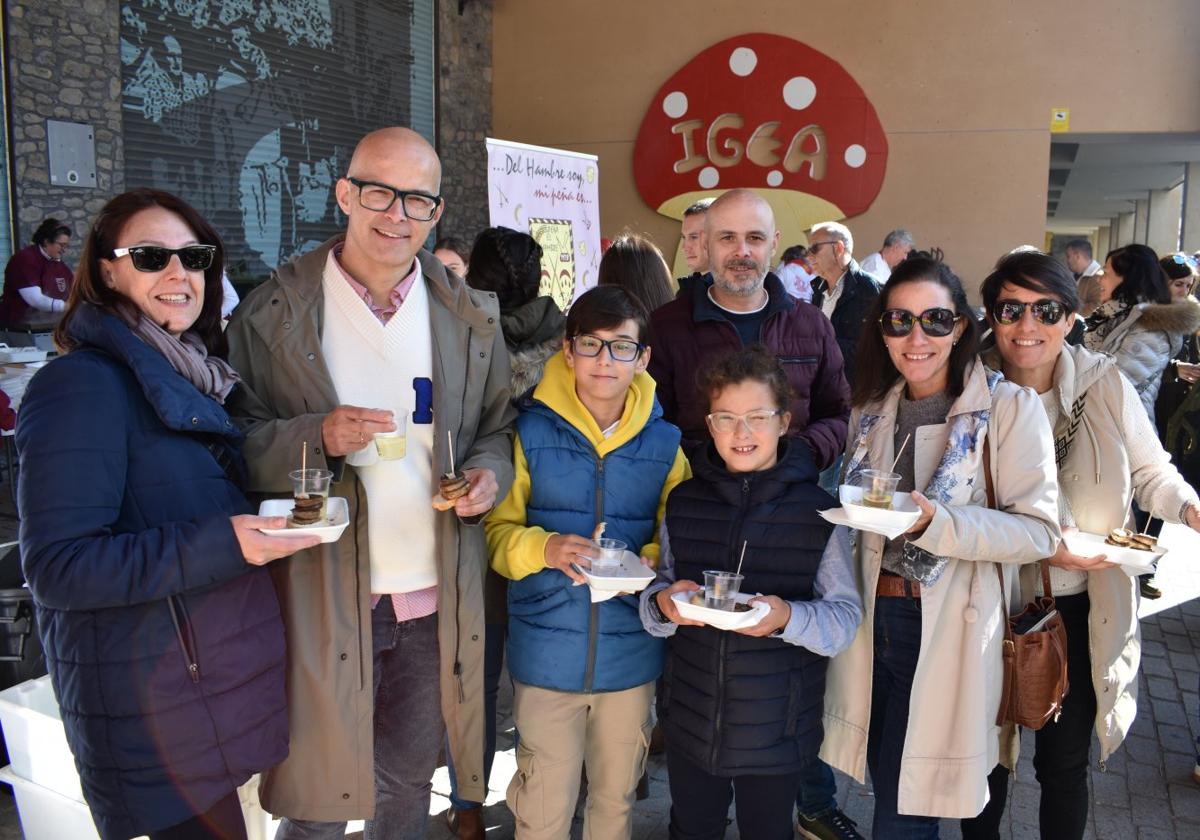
[649,189,850,470]
[807,221,882,388]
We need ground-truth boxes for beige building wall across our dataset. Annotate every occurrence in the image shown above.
[1148,185,1183,256]
[492,0,1200,294]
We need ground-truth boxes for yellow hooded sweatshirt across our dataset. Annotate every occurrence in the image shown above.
[486,351,690,581]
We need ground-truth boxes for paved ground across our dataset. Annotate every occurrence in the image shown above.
[0,464,1196,838]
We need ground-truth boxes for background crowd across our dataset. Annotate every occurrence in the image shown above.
[9,124,1200,840]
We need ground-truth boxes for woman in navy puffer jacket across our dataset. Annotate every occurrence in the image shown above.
[16,189,318,840]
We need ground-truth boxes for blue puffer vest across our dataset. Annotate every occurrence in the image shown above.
[662,439,834,776]
[507,398,679,693]
[16,305,287,840]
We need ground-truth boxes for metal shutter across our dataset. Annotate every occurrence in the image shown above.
[119,0,435,283]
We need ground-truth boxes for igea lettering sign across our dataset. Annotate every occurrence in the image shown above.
[634,33,887,264]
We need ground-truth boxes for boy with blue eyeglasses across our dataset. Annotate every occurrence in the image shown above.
[486,285,688,839]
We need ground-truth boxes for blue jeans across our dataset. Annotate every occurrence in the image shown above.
[793,758,838,818]
[275,600,444,840]
[447,621,507,810]
[868,593,940,839]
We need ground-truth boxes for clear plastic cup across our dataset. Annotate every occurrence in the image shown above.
[590,538,627,574]
[703,570,745,611]
[289,468,333,522]
[374,410,408,460]
[859,469,901,510]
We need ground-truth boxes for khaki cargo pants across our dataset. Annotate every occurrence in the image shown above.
[507,680,655,840]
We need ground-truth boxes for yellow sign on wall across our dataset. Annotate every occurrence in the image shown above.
[1050,108,1070,133]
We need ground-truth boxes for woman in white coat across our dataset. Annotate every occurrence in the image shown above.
[962,250,1200,840]
[820,252,1061,838]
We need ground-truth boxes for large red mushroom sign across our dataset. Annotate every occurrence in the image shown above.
[634,33,887,275]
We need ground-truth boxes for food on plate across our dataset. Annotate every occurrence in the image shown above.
[1104,528,1133,547]
[289,495,325,527]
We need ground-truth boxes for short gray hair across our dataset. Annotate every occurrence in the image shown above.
[683,198,716,218]
[883,228,914,249]
[811,221,853,255]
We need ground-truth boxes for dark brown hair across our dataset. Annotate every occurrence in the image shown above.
[1105,244,1170,305]
[597,232,673,312]
[565,285,651,345]
[851,249,982,406]
[32,217,70,247]
[467,226,542,312]
[696,344,794,412]
[981,249,1081,314]
[433,236,471,265]
[55,189,228,356]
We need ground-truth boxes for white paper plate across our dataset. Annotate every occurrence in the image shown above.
[573,550,656,592]
[1063,530,1164,576]
[819,488,920,539]
[257,497,349,543]
[671,590,771,631]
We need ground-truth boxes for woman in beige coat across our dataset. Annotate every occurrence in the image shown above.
[963,250,1200,840]
[820,252,1060,838]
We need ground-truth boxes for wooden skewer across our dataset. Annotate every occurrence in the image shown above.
[448,430,455,476]
[890,433,912,473]
[300,441,308,498]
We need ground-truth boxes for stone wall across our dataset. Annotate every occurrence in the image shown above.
[6,0,123,263]
[436,0,492,247]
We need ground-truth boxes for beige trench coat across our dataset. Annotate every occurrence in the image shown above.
[820,360,1060,819]
[996,343,1199,766]
[225,238,516,820]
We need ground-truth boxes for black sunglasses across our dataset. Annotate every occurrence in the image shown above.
[992,299,1066,326]
[111,245,216,272]
[879,307,960,338]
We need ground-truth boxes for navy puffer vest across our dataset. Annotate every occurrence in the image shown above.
[507,398,679,692]
[662,439,835,776]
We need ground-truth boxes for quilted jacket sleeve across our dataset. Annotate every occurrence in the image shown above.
[17,355,246,610]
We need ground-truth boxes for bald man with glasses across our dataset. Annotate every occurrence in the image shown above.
[226,127,516,840]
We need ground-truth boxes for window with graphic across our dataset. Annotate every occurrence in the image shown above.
[119,0,435,283]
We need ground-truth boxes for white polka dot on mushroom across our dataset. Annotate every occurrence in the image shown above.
[698,167,720,189]
[766,170,783,187]
[844,145,867,168]
[662,91,688,119]
[782,76,817,110]
[729,47,757,76]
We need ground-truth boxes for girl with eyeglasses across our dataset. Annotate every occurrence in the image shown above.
[17,189,318,840]
[820,251,1060,839]
[639,344,861,840]
[960,250,1200,840]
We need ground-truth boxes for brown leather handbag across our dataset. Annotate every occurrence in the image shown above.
[983,439,1070,730]
[994,562,1070,729]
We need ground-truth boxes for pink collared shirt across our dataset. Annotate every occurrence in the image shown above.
[330,243,419,325]
[332,244,438,623]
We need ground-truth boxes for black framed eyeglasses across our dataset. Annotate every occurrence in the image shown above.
[879,307,960,338]
[111,245,216,272]
[346,177,442,221]
[992,299,1066,326]
[705,409,784,435]
[570,334,645,362]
